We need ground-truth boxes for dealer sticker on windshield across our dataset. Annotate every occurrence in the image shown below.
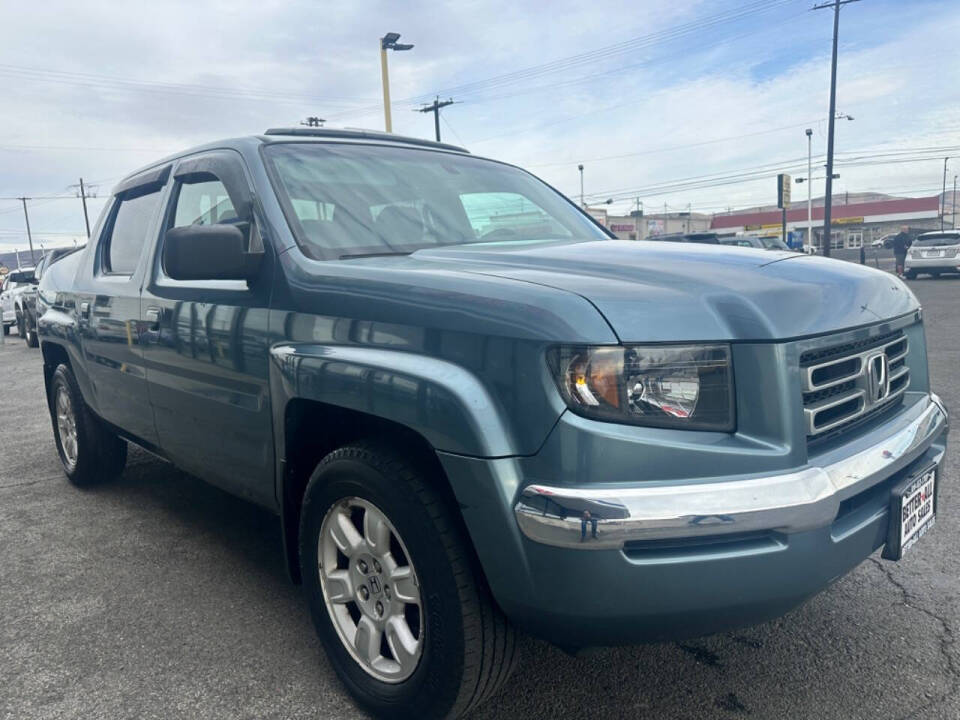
[883,466,937,561]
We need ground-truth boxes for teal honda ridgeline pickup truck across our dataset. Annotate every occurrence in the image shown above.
[37,128,948,719]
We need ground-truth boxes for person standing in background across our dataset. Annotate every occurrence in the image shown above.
[892,226,911,278]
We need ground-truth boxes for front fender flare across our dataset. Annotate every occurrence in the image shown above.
[269,343,518,459]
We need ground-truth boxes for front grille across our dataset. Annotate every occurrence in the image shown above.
[802,330,910,438]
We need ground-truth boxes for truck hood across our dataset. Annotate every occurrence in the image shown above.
[414,240,919,342]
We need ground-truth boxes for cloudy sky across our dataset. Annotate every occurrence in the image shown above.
[1,0,958,251]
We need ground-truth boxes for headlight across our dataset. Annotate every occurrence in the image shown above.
[547,344,735,431]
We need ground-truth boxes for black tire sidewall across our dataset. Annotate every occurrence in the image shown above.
[300,452,466,719]
[50,365,88,480]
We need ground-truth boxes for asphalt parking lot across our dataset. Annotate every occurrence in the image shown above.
[1,271,957,720]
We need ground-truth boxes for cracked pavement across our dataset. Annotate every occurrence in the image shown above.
[0,275,957,720]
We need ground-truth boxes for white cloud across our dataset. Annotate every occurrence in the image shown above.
[0,0,957,247]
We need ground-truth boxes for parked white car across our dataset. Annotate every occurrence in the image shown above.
[0,267,35,335]
[904,231,960,279]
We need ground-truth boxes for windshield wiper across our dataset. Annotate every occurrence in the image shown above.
[339,251,414,260]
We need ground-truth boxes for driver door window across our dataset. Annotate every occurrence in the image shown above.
[173,179,238,228]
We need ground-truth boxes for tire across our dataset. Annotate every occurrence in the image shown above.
[49,363,127,486]
[23,312,38,347]
[300,441,517,720]
[15,311,23,337]
[2,323,9,336]
[905,270,917,280]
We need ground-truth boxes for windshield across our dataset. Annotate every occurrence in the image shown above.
[264,143,608,259]
[914,233,960,247]
[758,236,789,250]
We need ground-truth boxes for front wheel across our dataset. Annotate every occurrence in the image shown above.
[23,313,38,347]
[905,270,917,279]
[300,442,516,719]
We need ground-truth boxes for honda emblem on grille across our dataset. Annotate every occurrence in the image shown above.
[867,352,890,403]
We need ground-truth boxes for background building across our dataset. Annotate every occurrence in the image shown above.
[593,210,712,240]
[711,195,942,249]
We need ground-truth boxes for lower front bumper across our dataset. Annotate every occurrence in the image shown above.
[515,394,947,550]
[440,393,949,647]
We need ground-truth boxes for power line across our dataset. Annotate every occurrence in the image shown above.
[578,147,960,203]
[0,63,378,107]
[324,0,802,122]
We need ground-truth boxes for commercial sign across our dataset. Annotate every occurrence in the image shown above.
[777,173,791,209]
[832,216,864,225]
[647,219,664,236]
[609,223,635,232]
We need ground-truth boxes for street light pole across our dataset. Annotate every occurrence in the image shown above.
[813,0,859,258]
[942,157,949,230]
[578,164,584,208]
[635,197,643,240]
[380,41,393,133]
[953,174,957,230]
[380,33,414,134]
[806,128,813,251]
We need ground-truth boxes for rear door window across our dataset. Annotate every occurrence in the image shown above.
[104,189,162,274]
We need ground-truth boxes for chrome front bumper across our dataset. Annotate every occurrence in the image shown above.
[515,394,948,550]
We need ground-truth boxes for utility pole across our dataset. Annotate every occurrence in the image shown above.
[18,197,35,264]
[942,157,950,230]
[813,0,859,258]
[417,97,456,142]
[578,165,584,208]
[79,178,92,238]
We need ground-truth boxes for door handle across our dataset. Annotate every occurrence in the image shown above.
[145,306,161,331]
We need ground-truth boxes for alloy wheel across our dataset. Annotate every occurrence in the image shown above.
[317,497,424,683]
[55,385,79,469]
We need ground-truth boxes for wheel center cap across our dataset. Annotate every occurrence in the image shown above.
[369,576,383,595]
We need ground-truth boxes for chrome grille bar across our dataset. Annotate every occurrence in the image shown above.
[803,332,910,437]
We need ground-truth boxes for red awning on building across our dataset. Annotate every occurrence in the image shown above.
[711,196,940,230]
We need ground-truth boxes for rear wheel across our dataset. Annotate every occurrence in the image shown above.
[300,442,516,719]
[2,323,9,336]
[50,364,127,486]
[905,270,917,279]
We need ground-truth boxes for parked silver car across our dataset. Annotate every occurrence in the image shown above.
[904,231,960,279]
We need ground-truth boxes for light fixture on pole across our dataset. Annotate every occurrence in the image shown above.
[380,32,414,134]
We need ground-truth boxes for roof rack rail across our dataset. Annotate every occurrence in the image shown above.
[262,127,468,153]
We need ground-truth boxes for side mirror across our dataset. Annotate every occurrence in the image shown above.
[162,224,262,281]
